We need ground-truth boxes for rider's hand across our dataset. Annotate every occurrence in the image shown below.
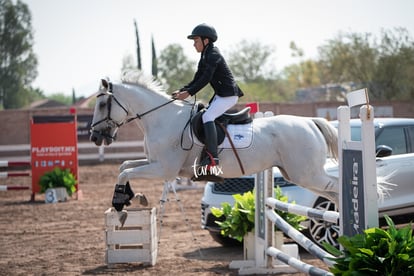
[172,91,190,100]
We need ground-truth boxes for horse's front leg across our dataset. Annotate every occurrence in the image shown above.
[119,159,149,172]
[112,161,172,214]
[118,159,179,184]
[117,159,150,211]
[112,159,151,217]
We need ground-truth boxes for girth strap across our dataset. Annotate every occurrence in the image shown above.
[217,122,245,175]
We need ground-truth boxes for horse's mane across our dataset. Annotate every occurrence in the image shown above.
[120,70,166,94]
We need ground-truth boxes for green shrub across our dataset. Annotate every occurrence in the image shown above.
[39,167,77,196]
[324,215,414,275]
[211,186,306,242]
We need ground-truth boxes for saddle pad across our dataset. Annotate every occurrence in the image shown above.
[193,123,253,149]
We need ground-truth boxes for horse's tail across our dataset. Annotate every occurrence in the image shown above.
[312,118,339,161]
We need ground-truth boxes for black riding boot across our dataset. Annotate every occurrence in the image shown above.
[200,121,219,166]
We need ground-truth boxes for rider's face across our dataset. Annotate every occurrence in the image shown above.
[192,37,207,53]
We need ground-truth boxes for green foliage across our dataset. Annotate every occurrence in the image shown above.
[157,44,195,91]
[282,60,322,89]
[39,167,77,196]
[155,28,414,103]
[226,39,276,83]
[47,92,72,105]
[211,186,306,242]
[274,186,307,231]
[0,0,38,109]
[324,215,414,275]
[28,87,46,104]
[134,19,141,70]
[240,79,295,103]
[211,190,255,242]
[4,1,414,109]
[318,28,414,101]
[151,35,158,78]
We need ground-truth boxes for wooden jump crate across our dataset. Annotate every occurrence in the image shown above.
[104,207,157,266]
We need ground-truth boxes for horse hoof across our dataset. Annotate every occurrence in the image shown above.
[136,193,149,206]
[117,210,128,227]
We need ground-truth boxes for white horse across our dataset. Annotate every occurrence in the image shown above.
[90,71,340,213]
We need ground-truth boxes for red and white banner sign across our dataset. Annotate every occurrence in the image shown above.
[30,116,79,195]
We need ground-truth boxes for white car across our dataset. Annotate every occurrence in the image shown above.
[201,118,414,247]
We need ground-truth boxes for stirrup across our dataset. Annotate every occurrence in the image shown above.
[200,151,219,167]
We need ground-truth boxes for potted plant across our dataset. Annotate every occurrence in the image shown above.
[211,186,306,257]
[39,167,77,202]
[324,215,414,275]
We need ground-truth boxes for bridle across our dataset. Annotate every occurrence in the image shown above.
[90,80,200,153]
[90,92,128,129]
[90,82,176,139]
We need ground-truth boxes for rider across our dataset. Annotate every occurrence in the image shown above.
[172,23,244,168]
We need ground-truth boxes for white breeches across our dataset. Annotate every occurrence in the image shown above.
[202,95,238,123]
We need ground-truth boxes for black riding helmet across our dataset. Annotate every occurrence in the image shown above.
[187,23,218,42]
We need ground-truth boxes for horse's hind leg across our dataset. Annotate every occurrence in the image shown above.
[304,173,339,205]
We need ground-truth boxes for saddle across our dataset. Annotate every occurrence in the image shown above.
[190,106,252,183]
[191,106,253,145]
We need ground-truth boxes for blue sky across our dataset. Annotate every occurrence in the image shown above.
[24,0,414,97]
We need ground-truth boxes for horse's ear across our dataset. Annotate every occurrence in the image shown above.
[101,79,109,90]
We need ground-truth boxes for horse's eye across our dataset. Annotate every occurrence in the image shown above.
[99,101,106,109]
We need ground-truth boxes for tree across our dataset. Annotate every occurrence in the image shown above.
[373,28,414,100]
[151,35,158,79]
[26,87,44,105]
[317,28,414,100]
[281,42,322,90]
[318,31,377,87]
[48,92,72,105]
[225,40,297,102]
[238,78,295,103]
[134,19,142,70]
[71,88,76,105]
[226,40,276,83]
[157,44,195,91]
[0,0,38,109]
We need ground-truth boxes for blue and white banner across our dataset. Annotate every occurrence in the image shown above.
[342,149,365,236]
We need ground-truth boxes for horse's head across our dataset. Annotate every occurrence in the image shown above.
[90,79,129,146]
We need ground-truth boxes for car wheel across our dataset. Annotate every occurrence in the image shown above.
[209,231,242,247]
[308,197,340,248]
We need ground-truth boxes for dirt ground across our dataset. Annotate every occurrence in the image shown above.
[0,163,329,275]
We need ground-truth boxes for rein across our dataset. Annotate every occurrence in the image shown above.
[92,81,195,150]
[91,83,177,129]
[126,98,176,123]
